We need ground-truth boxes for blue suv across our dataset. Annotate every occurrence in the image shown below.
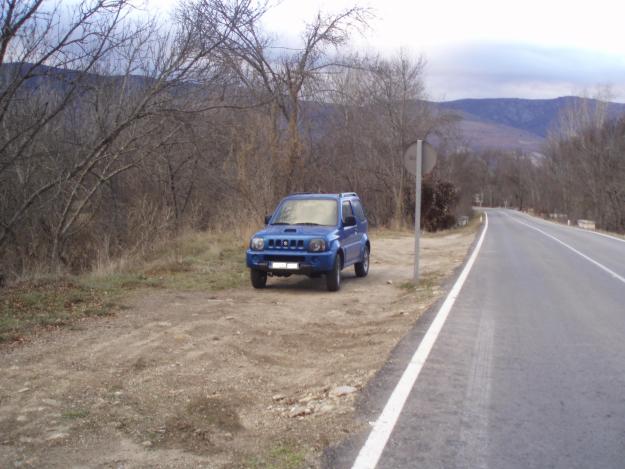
[246,193,370,291]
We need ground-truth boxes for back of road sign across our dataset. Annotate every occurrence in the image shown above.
[404,141,437,176]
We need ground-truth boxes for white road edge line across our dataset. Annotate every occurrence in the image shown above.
[505,213,625,285]
[351,213,490,469]
[585,229,625,244]
[514,210,625,245]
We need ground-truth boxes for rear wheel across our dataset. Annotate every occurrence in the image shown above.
[326,254,342,292]
[250,269,267,289]
[355,246,370,277]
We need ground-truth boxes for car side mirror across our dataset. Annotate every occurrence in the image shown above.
[344,215,357,227]
[264,214,272,225]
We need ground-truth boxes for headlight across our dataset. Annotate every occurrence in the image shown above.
[250,237,264,250]
[308,239,326,252]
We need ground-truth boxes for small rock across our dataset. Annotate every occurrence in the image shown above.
[272,394,286,402]
[223,432,233,440]
[142,440,153,447]
[17,387,30,393]
[330,385,357,397]
[298,394,315,404]
[45,432,69,441]
[289,405,312,418]
[16,415,27,422]
[156,321,171,327]
[386,280,393,285]
[225,316,235,320]
[317,403,335,414]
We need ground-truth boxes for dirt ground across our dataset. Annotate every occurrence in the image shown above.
[0,228,477,468]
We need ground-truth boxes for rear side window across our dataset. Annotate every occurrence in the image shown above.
[342,201,354,223]
[351,199,365,221]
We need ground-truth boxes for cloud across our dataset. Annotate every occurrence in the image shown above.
[425,42,625,102]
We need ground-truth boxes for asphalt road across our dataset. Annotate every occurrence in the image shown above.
[354,209,625,469]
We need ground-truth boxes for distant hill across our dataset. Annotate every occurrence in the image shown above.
[432,97,625,153]
[4,63,625,155]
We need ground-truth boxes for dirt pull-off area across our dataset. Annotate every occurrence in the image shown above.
[0,228,477,468]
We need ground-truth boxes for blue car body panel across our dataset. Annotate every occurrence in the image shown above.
[246,193,369,275]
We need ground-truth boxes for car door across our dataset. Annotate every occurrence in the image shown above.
[350,199,367,258]
[341,200,359,264]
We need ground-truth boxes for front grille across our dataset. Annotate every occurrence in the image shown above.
[267,238,305,249]
[264,255,306,262]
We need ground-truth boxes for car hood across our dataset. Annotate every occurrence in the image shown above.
[255,225,336,238]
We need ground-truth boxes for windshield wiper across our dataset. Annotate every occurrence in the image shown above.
[270,222,290,225]
[295,222,322,226]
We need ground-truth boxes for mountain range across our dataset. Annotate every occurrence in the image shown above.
[433,97,625,154]
[4,63,625,155]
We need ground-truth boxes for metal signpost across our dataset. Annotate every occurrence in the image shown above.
[404,140,437,284]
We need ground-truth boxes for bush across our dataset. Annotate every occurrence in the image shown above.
[421,179,459,232]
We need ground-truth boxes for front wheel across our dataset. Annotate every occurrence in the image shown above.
[326,255,342,292]
[250,269,267,289]
[355,246,370,277]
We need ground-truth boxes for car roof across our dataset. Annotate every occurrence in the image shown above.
[283,192,359,200]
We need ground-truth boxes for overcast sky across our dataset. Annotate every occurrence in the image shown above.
[150,0,625,102]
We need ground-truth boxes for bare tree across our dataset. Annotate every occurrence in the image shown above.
[0,0,268,272]
[193,0,370,195]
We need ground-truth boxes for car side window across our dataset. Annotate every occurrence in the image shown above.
[351,200,365,221]
[342,201,354,223]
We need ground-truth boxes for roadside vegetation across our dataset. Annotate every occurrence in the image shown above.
[0,231,246,343]
[2,215,480,344]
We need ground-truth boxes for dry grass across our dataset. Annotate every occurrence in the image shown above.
[0,279,117,343]
[372,211,481,240]
[0,217,483,345]
[0,230,248,344]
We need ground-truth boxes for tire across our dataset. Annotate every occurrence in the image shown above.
[355,246,370,278]
[326,254,342,292]
[250,269,267,289]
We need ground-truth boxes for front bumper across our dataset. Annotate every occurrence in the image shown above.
[246,249,335,273]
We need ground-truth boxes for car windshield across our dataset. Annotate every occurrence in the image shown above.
[271,199,338,226]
